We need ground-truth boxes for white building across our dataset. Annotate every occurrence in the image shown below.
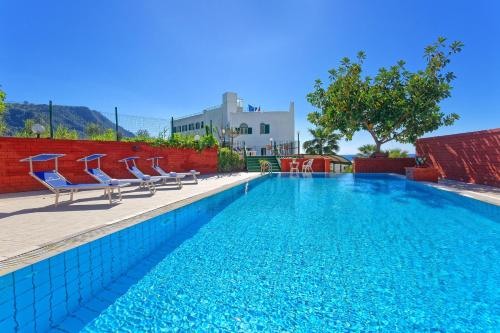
[172,92,296,156]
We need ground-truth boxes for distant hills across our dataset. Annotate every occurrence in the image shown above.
[4,102,134,137]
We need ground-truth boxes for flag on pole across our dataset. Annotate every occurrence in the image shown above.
[248,105,256,112]
[257,106,261,112]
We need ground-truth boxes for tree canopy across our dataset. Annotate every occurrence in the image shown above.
[356,144,377,157]
[307,37,463,153]
[303,126,340,155]
[356,144,409,158]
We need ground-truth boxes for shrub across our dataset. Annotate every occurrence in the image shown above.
[54,125,79,140]
[15,119,49,138]
[218,147,245,172]
[124,133,218,151]
[90,128,116,141]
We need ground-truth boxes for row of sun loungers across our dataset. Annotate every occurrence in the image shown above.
[20,153,201,206]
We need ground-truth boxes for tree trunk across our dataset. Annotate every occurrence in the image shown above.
[366,127,383,155]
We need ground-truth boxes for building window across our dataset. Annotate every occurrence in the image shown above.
[182,125,187,132]
[196,122,200,129]
[201,121,204,128]
[260,123,270,134]
[239,123,252,135]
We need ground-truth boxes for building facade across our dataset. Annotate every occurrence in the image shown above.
[172,92,296,156]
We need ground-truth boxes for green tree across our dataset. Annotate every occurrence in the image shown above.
[54,124,79,140]
[303,127,340,155]
[218,147,245,172]
[85,123,103,138]
[356,144,377,157]
[387,148,409,158]
[0,87,6,135]
[136,129,150,139]
[91,128,116,141]
[356,144,409,158]
[15,119,48,137]
[307,37,463,153]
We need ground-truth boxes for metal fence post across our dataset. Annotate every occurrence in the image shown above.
[171,116,174,139]
[49,100,54,139]
[243,141,247,164]
[114,107,119,141]
[297,131,300,155]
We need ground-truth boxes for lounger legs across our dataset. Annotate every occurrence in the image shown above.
[148,182,156,194]
[193,175,198,184]
[55,191,60,206]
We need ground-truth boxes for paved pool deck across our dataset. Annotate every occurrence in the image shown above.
[425,179,500,206]
[0,172,261,274]
[0,173,498,275]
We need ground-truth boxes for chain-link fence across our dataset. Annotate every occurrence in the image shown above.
[2,101,171,140]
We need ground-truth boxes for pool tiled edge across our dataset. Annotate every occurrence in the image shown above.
[0,173,263,276]
[0,174,269,332]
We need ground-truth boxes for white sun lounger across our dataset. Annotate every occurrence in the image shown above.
[146,157,186,188]
[77,154,156,194]
[20,154,124,206]
[147,156,199,185]
[120,157,184,189]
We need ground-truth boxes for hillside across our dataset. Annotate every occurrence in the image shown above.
[4,102,134,137]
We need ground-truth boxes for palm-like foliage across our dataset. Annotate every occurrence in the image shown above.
[303,127,340,155]
[356,144,377,157]
[356,144,409,158]
[387,148,409,158]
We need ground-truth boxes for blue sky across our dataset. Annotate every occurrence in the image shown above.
[1,0,499,154]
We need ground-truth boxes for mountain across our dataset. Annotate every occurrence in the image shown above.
[4,102,134,137]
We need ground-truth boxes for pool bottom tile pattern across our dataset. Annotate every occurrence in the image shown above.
[0,177,253,333]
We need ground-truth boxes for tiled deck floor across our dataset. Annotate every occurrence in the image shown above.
[0,173,260,272]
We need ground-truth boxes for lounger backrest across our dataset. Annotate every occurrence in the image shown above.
[87,168,112,183]
[33,171,70,188]
[130,166,147,179]
[153,165,167,176]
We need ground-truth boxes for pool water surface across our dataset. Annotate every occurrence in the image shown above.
[68,174,500,332]
[3,174,499,332]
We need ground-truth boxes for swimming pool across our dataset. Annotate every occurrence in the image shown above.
[1,174,499,332]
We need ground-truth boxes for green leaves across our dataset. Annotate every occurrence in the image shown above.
[124,133,218,151]
[307,38,462,152]
[218,147,244,172]
[303,126,340,155]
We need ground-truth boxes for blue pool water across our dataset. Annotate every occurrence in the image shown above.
[1,174,500,332]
